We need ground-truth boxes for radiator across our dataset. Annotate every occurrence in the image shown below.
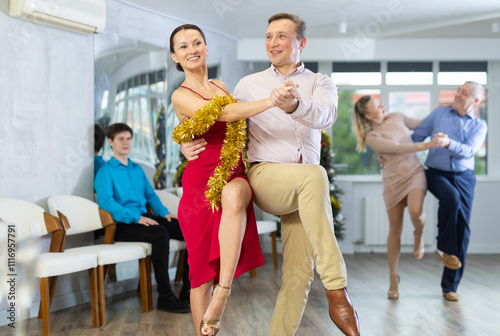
[363,196,436,246]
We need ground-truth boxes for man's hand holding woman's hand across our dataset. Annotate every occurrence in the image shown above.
[430,132,450,148]
[271,80,300,113]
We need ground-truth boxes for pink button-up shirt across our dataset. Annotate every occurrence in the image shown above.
[233,63,337,164]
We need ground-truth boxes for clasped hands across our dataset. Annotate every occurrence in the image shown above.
[270,80,300,113]
[428,132,450,148]
[378,132,451,169]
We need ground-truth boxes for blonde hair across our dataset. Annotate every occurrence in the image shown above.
[352,95,373,152]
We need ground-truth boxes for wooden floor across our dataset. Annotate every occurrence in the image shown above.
[3,252,500,336]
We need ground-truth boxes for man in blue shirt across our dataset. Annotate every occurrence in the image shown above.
[412,81,488,301]
[94,123,190,313]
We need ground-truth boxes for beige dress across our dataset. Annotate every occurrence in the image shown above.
[366,112,427,210]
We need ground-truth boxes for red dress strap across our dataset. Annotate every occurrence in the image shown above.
[179,85,209,100]
[179,81,228,101]
[209,81,229,94]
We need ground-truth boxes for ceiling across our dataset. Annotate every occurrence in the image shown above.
[123,0,500,39]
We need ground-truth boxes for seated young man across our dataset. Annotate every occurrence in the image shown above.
[94,122,190,313]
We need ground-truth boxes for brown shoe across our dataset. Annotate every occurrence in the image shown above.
[436,251,462,270]
[325,288,360,336]
[443,291,459,301]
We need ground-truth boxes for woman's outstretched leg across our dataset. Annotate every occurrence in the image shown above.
[201,177,252,335]
[407,188,426,260]
[386,200,405,299]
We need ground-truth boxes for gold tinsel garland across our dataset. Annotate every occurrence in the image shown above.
[172,94,248,211]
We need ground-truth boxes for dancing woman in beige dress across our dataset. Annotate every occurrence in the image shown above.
[353,95,439,299]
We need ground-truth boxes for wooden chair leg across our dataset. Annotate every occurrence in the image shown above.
[39,277,51,336]
[174,250,185,282]
[103,264,117,283]
[136,256,153,311]
[271,231,278,270]
[88,267,100,327]
[97,265,106,326]
[147,256,153,311]
[38,276,58,319]
[138,258,149,312]
[249,269,257,277]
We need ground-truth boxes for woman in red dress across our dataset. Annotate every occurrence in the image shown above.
[170,24,288,336]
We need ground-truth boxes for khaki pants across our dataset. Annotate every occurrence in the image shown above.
[247,162,347,336]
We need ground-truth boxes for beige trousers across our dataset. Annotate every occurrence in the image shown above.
[247,162,347,336]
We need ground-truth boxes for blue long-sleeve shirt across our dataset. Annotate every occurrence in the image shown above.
[94,157,169,223]
[412,107,487,172]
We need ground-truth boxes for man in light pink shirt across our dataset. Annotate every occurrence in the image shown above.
[182,13,359,336]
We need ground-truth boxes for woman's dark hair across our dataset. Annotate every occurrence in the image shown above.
[94,123,106,153]
[169,24,207,72]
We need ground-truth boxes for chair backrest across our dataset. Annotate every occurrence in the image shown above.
[0,198,47,239]
[47,195,102,235]
[165,187,183,198]
[154,190,181,216]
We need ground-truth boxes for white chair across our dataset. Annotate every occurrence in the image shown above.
[0,199,99,335]
[153,189,187,282]
[250,220,278,277]
[47,195,150,326]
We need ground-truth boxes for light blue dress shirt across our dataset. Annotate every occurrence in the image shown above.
[412,107,487,172]
[94,157,169,223]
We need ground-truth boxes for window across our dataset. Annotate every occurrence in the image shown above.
[332,62,382,86]
[388,91,431,120]
[437,62,487,85]
[386,62,433,85]
[332,89,381,175]
[104,69,167,165]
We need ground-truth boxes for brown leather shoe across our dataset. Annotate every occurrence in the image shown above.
[436,251,462,270]
[325,288,360,336]
[443,291,459,301]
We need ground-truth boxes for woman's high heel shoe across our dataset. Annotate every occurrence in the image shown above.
[200,284,232,335]
[413,229,425,260]
[388,273,400,300]
[200,320,220,336]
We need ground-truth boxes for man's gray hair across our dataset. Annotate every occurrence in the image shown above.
[465,81,485,104]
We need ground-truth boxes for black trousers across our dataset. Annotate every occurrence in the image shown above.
[114,213,190,298]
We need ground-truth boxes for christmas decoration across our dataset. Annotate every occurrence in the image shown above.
[154,105,167,189]
[321,130,345,240]
[172,95,248,211]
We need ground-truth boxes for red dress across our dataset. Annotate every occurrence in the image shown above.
[177,85,264,289]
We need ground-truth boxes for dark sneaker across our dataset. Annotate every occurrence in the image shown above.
[157,292,190,313]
